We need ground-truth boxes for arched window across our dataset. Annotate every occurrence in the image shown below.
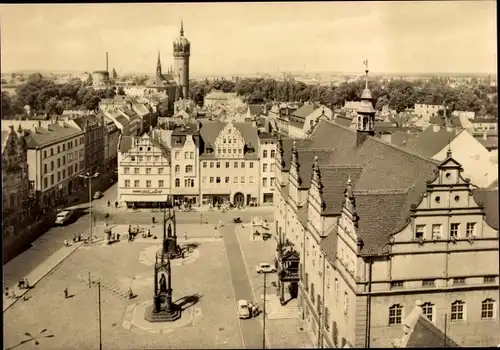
[451,300,465,321]
[175,178,180,187]
[481,299,495,320]
[175,165,180,173]
[185,165,193,173]
[421,302,435,322]
[389,304,403,325]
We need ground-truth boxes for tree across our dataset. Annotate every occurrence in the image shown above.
[375,95,389,111]
[1,91,24,119]
[117,86,125,96]
[44,97,59,115]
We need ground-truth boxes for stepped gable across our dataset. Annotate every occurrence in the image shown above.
[280,138,312,171]
[319,166,363,215]
[320,226,338,264]
[295,149,336,190]
[472,188,499,229]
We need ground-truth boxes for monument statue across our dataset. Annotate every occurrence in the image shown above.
[159,274,167,294]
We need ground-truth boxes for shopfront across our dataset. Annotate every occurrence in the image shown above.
[120,188,170,209]
[172,195,198,207]
[202,194,230,207]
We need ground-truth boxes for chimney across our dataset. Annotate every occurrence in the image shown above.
[432,125,440,132]
[380,131,392,144]
[106,52,109,72]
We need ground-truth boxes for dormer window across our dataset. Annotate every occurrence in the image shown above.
[228,139,231,144]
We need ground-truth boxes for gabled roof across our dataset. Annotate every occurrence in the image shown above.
[473,189,498,229]
[199,122,260,158]
[280,138,312,171]
[406,127,461,158]
[292,103,316,119]
[119,135,133,153]
[23,123,83,148]
[72,114,102,130]
[295,149,336,190]
[320,166,363,215]
[334,115,354,128]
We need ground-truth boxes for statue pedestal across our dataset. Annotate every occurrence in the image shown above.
[158,240,182,260]
[144,303,181,323]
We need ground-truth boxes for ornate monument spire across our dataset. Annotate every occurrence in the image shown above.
[180,20,184,36]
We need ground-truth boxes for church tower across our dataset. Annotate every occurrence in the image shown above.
[157,51,162,77]
[356,59,376,147]
[173,20,190,99]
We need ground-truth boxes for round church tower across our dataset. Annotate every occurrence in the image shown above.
[173,21,190,99]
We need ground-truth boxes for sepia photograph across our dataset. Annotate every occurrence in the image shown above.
[1,2,498,349]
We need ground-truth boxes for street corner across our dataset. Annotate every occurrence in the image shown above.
[127,300,201,334]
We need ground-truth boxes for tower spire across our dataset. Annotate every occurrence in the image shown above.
[363,59,369,89]
[157,50,162,76]
[180,20,184,36]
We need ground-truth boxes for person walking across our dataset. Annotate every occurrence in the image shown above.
[64,238,69,247]
[115,201,118,209]
[64,288,69,298]
[184,232,187,241]
[107,200,111,207]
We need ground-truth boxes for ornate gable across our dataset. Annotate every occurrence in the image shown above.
[214,122,245,158]
[308,156,326,237]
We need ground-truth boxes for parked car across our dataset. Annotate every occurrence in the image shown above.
[237,299,250,319]
[55,210,75,226]
[256,263,276,274]
[93,191,102,200]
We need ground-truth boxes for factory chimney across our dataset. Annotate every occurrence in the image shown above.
[106,52,109,72]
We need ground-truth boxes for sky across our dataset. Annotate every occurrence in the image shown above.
[0,2,497,75]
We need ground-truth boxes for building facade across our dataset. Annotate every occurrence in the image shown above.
[117,133,171,207]
[259,133,277,205]
[273,72,499,348]
[103,115,121,174]
[170,124,200,206]
[2,125,31,237]
[199,122,260,207]
[71,114,105,176]
[24,123,85,209]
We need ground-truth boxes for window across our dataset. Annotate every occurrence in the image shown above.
[210,177,214,183]
[453,278,465,285]
[241,162,245,168]
[390,281,404,289]
[50,174,54,185]
[481,299,495,320]
[51,161,54,171]
[186,165,193,173]
[389,305,403,325]
[335,278,339,300]
[484,276,496,284]
[210,162,214,168]
[62,156,66,165]
[270,177,275,186]
[131,157,136,161]
[344,292,349,315]
[203,162,207,168]
[146,168,152,174]
[62,169,65,178]
[241,176,245,183]
[137,156,143,162]
[57,172,61,182]
[271,150,275,158]
[158,180,164,187]
[249,162,254,168]
[134,168,140,174]
[263,150,268,158]
[263,178,268,187]
[184,152,188,159]
[216,162,220,168]
[154,156,159,162]
[415,225,425,239]
[225,162,230,168]
[44,150,47,159]
[57,146,60,153]
[51,148,54,156]
[146,180,151,188]
[234,177,238,184]
[421,302,434,322]
[190,152,194,159]
[466,223,476,238]
[234,162,238,168]
[249,176,254,183]
[422,279,435,287]
[43,164,48,174]
[216,177,221,183]
[450,223,460,239]
[451,301,465,321]
[225,177,230,183]
[158,168,163,174]
[134,180,140,187]
[432,224,442,240]
[175,165,180,173]
[184,179,190,187]
[270,164,275,172]
[124,180,130,187]
[263,164,268,172]
[57,158,61,168]
[146,156,151,162]
[175,178,180,187]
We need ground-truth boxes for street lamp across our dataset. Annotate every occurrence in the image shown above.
[79,172,99,243]
[6,329,54,350]
[254,271,275,350]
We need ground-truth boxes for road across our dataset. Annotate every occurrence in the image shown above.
[221,224,270,349]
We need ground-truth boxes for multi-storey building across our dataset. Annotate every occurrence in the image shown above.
[414,103,445,121]
[68,113,105,175]
[170,124,200,206]
[258,132,277,205]
[103,115,121,173]
[274,70,499,347]
[2,124,31,237]
[199,121,260,207]
[117,132,171,207]
[23,122,85,209]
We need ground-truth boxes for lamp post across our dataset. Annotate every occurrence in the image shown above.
[253,271,275,350]
[79,172,99,243]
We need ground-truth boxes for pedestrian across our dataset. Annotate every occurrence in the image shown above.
[78,233,82,242]
[148,229,151,237]
[64,238,69,247]
[5,287,9,298]
[128,288,134,299]
[64,288,69,298]
[107,200,111,207]
[115,201,118,208]
[184,232,187,241]
[248,302,253,317]
[117,233,120,240]
[24,278,30,289]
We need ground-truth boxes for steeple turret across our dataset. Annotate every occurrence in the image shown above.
[173,20,190,100]
[356,59,376,147]
[157,51,162,77]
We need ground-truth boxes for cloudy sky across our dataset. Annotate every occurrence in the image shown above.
[0,2,496,75]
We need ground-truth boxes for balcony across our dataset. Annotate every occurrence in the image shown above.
[279,268,300,282]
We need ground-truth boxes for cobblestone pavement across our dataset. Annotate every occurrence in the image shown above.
[235,224,313,349]
[4,241,244,350]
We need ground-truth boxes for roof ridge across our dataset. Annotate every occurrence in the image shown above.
[318,119,441,166]
[320,165,363,170]
[354,188,410,195]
